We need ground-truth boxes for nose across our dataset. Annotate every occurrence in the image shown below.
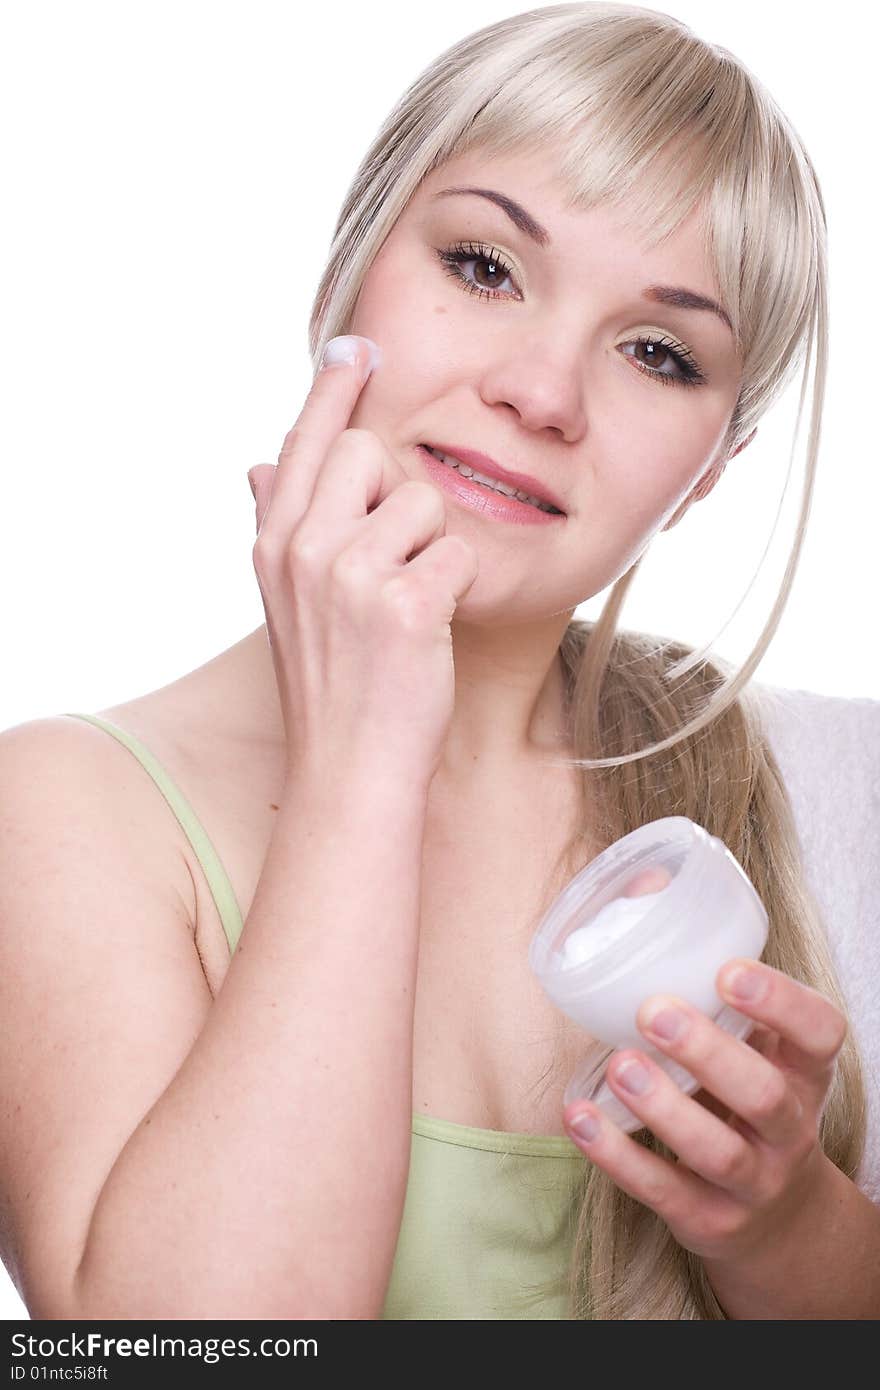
[480,339,588,444]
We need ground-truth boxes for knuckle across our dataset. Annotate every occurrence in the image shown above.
[440,533,479,576]
[409,478,446,515]
[252,533,277,569]
[448,533,476,561]
[712,1139,752,1187]
[748,1068,789,1123]
[391,478,445,526]
[703,1203,747,1247]
[288,529,325,573]
[329,546,371,588]
[641,1172,675,1217]
[337,426,381,457]
[383,576,433,633]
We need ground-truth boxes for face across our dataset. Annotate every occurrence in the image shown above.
[346,147,747,623]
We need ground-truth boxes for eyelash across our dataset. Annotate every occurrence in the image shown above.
[435,240,708,390]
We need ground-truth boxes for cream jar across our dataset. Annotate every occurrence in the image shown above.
[528,816,769,1133]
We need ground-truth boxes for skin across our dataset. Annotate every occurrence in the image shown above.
[244,147,880,1313]
[342,146,752,781]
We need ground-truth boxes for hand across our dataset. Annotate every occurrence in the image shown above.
[248,335,479,787]
[562,959,848,1264]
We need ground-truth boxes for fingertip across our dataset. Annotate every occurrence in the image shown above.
[719,961,765,1003]
[567,1108,601,1144]
[363,338,382,376]
[320,335,382,379]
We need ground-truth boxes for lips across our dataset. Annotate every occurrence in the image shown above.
[421,442,566,515]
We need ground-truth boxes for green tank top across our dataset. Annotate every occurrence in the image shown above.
[63,712,587,1319]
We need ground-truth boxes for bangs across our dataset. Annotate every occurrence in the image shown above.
[433,14,818,377]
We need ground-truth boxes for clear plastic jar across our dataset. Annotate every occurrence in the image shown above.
[528,816,769,1133]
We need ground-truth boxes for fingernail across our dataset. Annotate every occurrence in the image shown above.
[247,471,256,500]
[569,1110,600,1143]
[722,966,764,1002]
[320,335,382,376]
[643,1005,686,1042]
[615,1059,652,1095]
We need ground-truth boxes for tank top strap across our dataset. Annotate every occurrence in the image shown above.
[61,712,244,955]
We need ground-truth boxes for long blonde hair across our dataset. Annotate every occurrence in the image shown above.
[305,3,867,1318]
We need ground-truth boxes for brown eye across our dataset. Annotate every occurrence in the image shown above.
[635,340,674,371]
[619,335,706,389]
[435,241,518,301]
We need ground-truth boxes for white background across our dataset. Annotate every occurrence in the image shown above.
[1,0,875,1320]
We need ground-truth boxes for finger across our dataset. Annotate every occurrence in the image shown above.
[402,531,481,613]
[249,464,277,533]
[341,475,448,566]
[347,481,480,605]
[635,995,804,1147]
[263,335,382,536]
[562,1101,706,1228]
[716,960,849,1080]
[302,429,421,538]
[601,1048,762,1195]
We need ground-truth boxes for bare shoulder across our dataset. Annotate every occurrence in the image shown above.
[0,713,199,931]
[0,714,215,1315]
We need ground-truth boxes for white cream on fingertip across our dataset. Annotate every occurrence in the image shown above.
[321,335,383,375]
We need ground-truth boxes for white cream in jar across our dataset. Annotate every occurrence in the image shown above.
[529,817,769,1133]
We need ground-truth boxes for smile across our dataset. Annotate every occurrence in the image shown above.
[421,446,564,515]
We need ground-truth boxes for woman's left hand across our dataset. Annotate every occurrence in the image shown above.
[563,959,848,1264]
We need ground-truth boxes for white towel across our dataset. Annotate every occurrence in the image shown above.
[752,680,880,1203]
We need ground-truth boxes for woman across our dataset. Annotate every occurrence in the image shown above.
[1,3,877,1320]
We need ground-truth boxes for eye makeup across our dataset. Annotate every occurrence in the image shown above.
[433,239,709,390]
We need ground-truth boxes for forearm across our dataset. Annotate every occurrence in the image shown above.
[73,767,428,1320]
[703,1157,880,1319]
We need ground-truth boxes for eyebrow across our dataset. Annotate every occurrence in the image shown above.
[431,185,733,333]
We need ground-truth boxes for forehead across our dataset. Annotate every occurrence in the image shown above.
[415,146,716,290]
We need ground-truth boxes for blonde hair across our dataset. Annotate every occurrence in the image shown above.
[306,3,867,1318]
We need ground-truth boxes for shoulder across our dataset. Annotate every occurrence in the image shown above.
[0,714,198,931]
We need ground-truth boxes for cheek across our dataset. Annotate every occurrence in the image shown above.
[348,314,453,416]
[602,405,723,521]
[350,242,440,339]
[597,448,685,528]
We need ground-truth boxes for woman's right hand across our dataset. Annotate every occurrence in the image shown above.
[248,335,480,790]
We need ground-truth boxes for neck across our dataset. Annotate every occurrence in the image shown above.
[223,615,576,788]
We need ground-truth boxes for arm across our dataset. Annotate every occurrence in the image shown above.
[74,765,428,1320]
[0,720,427,1321]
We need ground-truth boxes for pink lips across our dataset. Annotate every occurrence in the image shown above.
[417,446,565,526]
[421,442,566,515]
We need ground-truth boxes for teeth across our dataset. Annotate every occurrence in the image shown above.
[425,447,560,514]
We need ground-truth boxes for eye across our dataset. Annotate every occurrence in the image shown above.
[619,335,707,389]
[435,241,518,301]
[434,241,708,390]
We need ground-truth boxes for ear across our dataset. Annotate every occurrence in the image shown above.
[661,427,757,532]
